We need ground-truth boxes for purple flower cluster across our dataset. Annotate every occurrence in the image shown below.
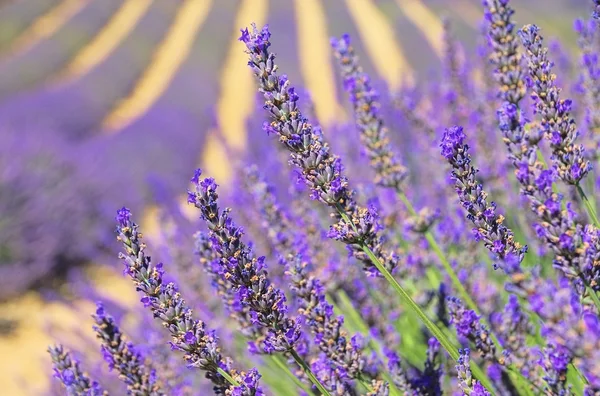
[189,170,302,355]
[49,345,107,396]
[331,34,408,191]
[519,24,591,185]
[441,125,527,270]
[92,302,164,395]
[114,207,262,395]
[40,1,600,395]
[456,349,491,396]
[239,23,398,278]
[447,297,496,362]
[483,0,526,105]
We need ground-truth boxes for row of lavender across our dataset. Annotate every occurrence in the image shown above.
[0,1,232,299]
[47,0,600,395]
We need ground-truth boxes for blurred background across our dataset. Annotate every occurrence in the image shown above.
[0,0,590,394]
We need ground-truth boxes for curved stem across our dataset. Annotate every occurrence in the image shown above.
[356,374,373,393]
[335,208,495,392]
[398,193,543,394]
[583,279,600,314]
[577,184,600,229]
[270,355,313,395]
[290,349,332,396]
[217,367,240,387]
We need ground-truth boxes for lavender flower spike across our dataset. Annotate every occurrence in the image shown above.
[92,302,164,395]
[519,24,591,185]
[447,297,496,362]
[482,0,526,104]
[115,208,263,395]
[441,125,527,270]
[239,23,397,276]
[48,344,106,396]
[242,166,374,392]
[331,34,408,190]
[189,170,302,354]
[456,349,492,396]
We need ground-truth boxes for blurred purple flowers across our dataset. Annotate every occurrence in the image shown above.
[35,1,600,395]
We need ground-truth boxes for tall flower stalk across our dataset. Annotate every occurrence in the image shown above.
[189,169,332,396]
[115,208,262,395]
[48,345,106,396]
[330,32,497,343]
[518,24,597,224]
[92,302,164,395]
[482,0,600,305]
[239,23,496,391]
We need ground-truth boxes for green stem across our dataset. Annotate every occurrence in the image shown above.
[290,349,332,396]
[567,363,587,395]
[585,282,600,313]
[577,183,600,229]
[333,291,403,396]
[358,229,458,360]
[270,355,313,395]
[356,375,373,393]
[399,193,480,314]
[338,208,495,392]
[398,193,538,394]
[217,367,240,387]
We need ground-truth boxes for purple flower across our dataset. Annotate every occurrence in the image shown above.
[539,345,572,394]
[116,207,132,227]
[455,349,491,395]
[115,209,262,394]
[190,170,301,354]
[483,0,526,104]
[448,297,496,360]
[331,34,408,190]
[241,23,398,278]
[441,126,527,271]
[48,345,106,395]
[519,24,591,185]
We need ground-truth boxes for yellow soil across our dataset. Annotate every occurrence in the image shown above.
[294,0,344,126]
[53,0,152,84]
[2,0,88,58]
[345,0,414,88]
[394,0,445,59]
[101,0,213,133]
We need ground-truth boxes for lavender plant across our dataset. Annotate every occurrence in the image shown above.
[49,345,107,396]
[43,1,600,395]
[92,302,164,395]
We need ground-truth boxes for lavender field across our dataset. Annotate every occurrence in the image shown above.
[0,0,597,394]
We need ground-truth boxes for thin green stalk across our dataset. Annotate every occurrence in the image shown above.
[356,375,374,393]
[270,355,313,395]
[217,367,240,387]
[585,282,600,313]
[334,290,403,396]
[398,192,481,315]
[567,365,586,396]
[336,209,496,392]
[358,227,458,360]
[395,195,537,394]
[577,183,600,229]
[290,349,332,396]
